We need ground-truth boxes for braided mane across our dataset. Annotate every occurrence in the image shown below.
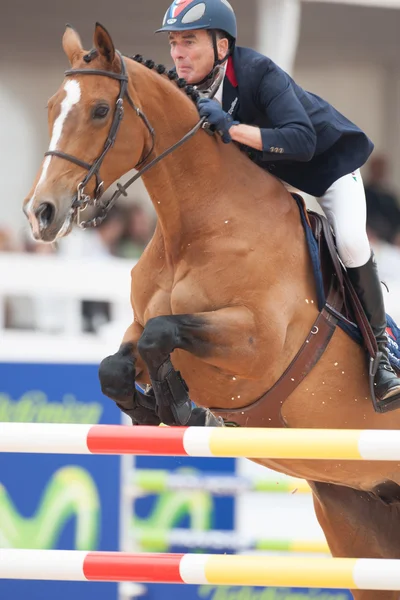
[130,54,200,103]
[82,49,201,103]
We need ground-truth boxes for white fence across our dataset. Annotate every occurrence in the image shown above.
[0,253,137,362]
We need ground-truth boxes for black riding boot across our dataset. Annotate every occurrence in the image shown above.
[347,252,400,413]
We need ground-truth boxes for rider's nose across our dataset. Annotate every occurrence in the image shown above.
[34,202,56,231]
[172,47,183,60]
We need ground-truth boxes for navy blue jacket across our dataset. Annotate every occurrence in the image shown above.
[222,46,374,197]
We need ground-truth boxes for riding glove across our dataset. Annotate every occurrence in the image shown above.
[197,98,239,144]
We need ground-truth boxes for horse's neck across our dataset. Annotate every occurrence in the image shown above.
[127,76,219,245]
[128,63,302,260]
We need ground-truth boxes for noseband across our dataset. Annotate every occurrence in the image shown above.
[44,51,207,228]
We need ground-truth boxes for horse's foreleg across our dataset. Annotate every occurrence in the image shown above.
[137,308,259,426]
[98,320,160,425]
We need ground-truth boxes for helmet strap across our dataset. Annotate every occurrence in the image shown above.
[211,31,220,65]
[212,30,231,66]
[192,31,230,88]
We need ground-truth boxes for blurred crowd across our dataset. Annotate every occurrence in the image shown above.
[2,153,400,334]
[0,202,156,260]
[365,154,400,246]
[0,202,156,333]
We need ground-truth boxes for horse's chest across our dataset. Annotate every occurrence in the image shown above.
[170,282,211,314]
[133,269,210,323]
[132,274,172,323]
[132,244,212,322]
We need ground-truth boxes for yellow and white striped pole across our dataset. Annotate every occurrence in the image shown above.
[0,423,399,459]
[0,550,399,590]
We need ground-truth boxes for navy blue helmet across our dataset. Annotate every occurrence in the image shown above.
[156,0,237,41]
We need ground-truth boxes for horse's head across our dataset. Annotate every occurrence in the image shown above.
[24,24,150,242]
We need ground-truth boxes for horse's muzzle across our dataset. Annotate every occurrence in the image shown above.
[26,199,75,243]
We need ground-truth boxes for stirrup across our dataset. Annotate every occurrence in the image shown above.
[369,354,400,413]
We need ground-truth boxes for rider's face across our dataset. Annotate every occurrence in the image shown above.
[169,30,226,84]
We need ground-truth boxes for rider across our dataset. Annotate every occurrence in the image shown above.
[156,0,400,413]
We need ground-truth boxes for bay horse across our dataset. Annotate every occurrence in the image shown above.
[24,23,400,599]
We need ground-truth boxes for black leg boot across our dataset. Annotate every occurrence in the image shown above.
[347,252,400,413]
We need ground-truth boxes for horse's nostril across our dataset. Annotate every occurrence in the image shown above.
[35,202,55,229]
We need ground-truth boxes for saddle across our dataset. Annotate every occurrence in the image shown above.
[210,197,379,427]
[308,208,377,358]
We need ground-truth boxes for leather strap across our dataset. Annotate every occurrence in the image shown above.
[64,69,128,81]
[210,285,341,428]
[342,269,378,357]
[307,211,376,356]
[319,214,345,297]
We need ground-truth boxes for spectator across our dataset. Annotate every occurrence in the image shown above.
[365,154,400,244]
[0,226,20,252]
[117,204,155,259]
[95,206,127,257]
[58,206,126,258]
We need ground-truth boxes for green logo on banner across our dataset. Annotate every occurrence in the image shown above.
[0,466,100,550]
[134,467,213,551]
[0,391,103,424]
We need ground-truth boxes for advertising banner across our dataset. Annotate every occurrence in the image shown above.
[133,456,353,600]
[0,362,121,600]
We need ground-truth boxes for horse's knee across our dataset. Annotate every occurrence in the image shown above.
[98,342,136,400]
[138,316,177,366]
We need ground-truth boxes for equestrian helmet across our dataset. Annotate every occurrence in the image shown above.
[156,0,237,41]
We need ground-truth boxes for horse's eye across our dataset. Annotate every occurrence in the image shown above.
[93,104,109,119]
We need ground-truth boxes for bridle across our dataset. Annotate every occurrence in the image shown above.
[44,50,208,228]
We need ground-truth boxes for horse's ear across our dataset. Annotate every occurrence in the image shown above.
[94,23,115,64]
[62,25,84,65]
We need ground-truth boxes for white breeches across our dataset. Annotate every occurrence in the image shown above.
[315,169,371,268]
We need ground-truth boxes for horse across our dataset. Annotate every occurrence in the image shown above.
[23,23,400,599]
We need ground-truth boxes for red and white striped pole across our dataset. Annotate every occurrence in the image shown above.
[0,423,400,460]
[1,550,400,590]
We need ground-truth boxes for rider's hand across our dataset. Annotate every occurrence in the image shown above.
[197,98,239,144]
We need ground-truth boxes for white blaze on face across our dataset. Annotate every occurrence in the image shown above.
[26,79,81,215]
